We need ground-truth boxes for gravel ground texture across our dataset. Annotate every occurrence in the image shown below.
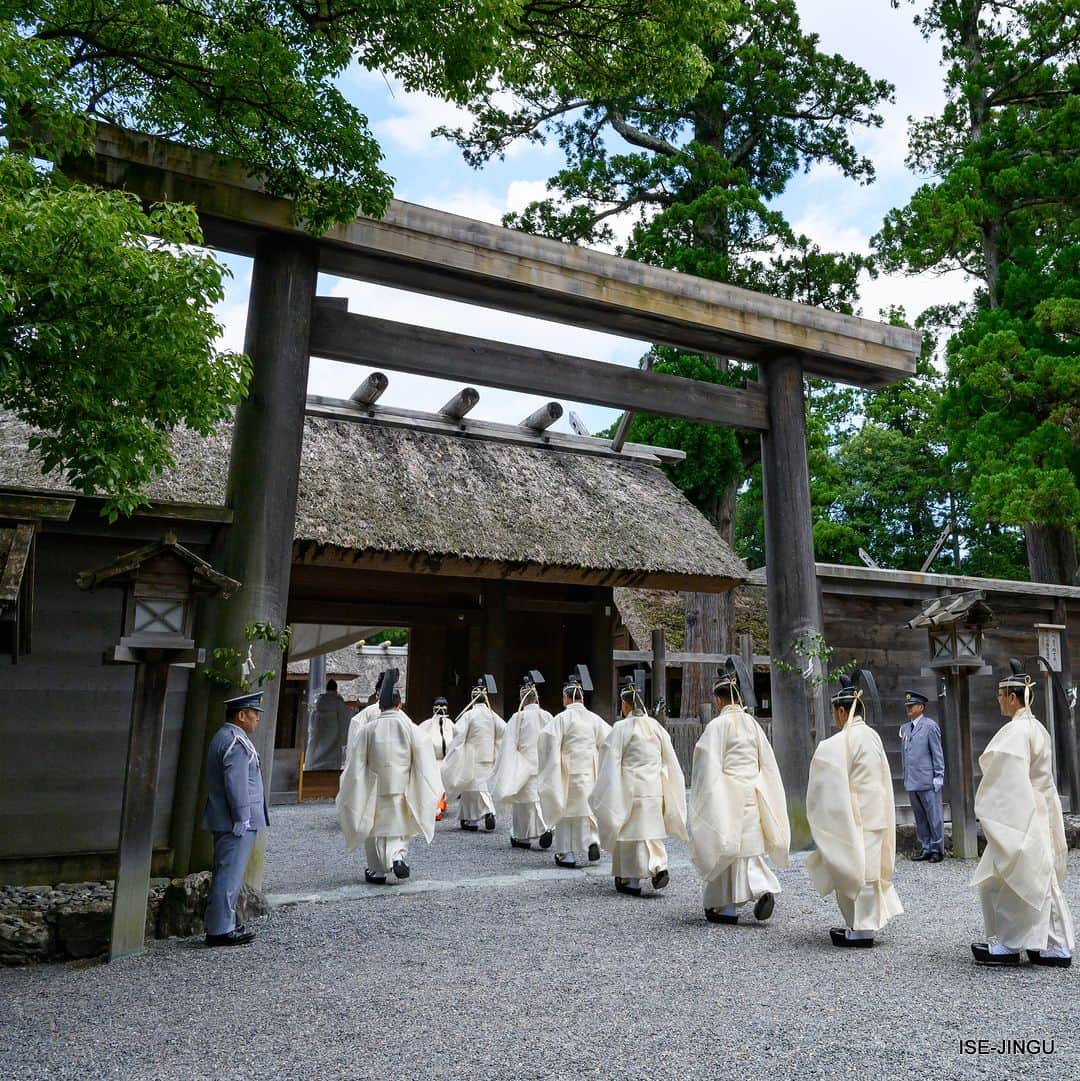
[1,800,1076,1081]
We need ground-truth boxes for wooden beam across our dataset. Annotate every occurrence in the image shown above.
[438,387,479,421]
[0,493,74,521]
[304,395,687,464]
[568,411,590,436]
[288,597,482,626]
[610,355,654,453]
[350,372,388,405]
[520,402,562,432]
[309,307,770,431]
[71,127,921,386]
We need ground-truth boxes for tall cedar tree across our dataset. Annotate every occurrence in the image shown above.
[447,0,891,717]
[1,0,727,516]
[876,0,1080,585]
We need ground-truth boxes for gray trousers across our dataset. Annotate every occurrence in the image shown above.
[205,829,257,935]
[910,788,944,855]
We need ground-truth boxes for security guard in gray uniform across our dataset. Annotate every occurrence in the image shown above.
[202,690,269,946]
[900,690,945,862]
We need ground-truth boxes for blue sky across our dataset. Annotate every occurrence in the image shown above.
[213,0,974,435]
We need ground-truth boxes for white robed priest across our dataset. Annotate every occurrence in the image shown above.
[342,671,388,774]
[441,674,506,832]
[970,661,1074,969]
[539,666,611,868]
[490,671,555,851]
[806,672,903,947]
[590,674,687,896]
[418,695,456,821]
[336,668,441,884]
[689,659,789,925]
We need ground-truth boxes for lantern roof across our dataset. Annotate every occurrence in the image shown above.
[906,589,996,630]
[76,531,240,596]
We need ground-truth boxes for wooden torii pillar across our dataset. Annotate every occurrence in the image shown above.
[759,356,824,842]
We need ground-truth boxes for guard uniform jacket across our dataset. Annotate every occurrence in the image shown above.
[202,723,269,832]
[899,715,944,792]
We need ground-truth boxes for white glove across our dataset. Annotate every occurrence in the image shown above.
[232,820,251,837]
[932,777,944,791]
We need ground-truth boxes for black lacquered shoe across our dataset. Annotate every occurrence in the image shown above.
[705,909,738,925]
[205,928,256,947]
[971,942,1019,965]
[364,869,387,884]
[510,838,532,850]
[392,858,410,880]
[910,852,930,862]
[651,869,670,890]
[614,877,642,897]
[554,853,578,868]
[1026,950,1071,968]
[928,852,944,863]
[587,842,601,862]
[753,892,775,922]
[460,820,479,831]
[484,813,496,832]
[538,830,554,849]
[830,927,873,948]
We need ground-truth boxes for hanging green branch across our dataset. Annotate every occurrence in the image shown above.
[201,621,292,690]
[772,631,857,690]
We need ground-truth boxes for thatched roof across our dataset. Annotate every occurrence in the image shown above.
[336,650,409,705]
[614,585,769,654]
[0,414,746,589]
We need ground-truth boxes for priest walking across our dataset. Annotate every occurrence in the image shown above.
[590,675,687,896]
[970,663,1074,968]
[490,672,554,850]
[806,674,903,947]
[336,669,441,883]
[442,675,506,832]
[539,668,610,868]
[419,695,456,821]
[688,661,789,925]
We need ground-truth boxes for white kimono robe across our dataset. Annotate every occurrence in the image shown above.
[539,702,610,857]
[336,708,441,873]
[689,704,790,910]
[971,706,1075,952]
[806,715,903,933]
[418,714,457,762]
[590,712,688,879]
[490,703,553,839]
[441,702,506,821]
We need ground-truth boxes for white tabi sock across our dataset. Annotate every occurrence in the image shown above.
[720,904,737,917]
[556,853,576,865]
[625,877,641,889]
[845,929,873,940]
[988,942,1020,956]
[1038,945,1071,958]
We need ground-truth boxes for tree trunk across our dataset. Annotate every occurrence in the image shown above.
[681,480,737,719]
[1025,523,1079,585]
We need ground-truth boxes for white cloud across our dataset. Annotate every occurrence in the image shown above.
[374,89,466,156]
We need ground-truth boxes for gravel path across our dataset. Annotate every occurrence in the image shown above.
[1,801,1075,1081]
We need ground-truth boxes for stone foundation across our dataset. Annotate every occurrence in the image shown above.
[1,874,268,965]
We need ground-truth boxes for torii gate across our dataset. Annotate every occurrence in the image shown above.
[68,126,920,881]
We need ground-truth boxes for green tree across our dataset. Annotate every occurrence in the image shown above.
[2,0,725,515]
[448,0,892,715]
[876,0,1080,584]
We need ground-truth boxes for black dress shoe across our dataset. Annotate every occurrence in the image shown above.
[614,877,642,897]
[554,853,578,868]
[460,820,479,831]
[538,830,554,850]
[971,941,1019,965]
[830,927,873,948]
[1027,950,1072,968]
[753,892,775,922]
[705,909,738,925]
[910,852,930,862]
[364,869,387,884]
[205,928,256,947]
[587,842,601,862]
[928,852,944,863]
[651,869,670,890]
[510,838,532,850]
[392,858,410,880]
[483,813,497,832]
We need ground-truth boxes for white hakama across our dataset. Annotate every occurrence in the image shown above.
[806,716,903,934]
[971,706,1075,953]
[689,704,789,913]
[539,703,610,861]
